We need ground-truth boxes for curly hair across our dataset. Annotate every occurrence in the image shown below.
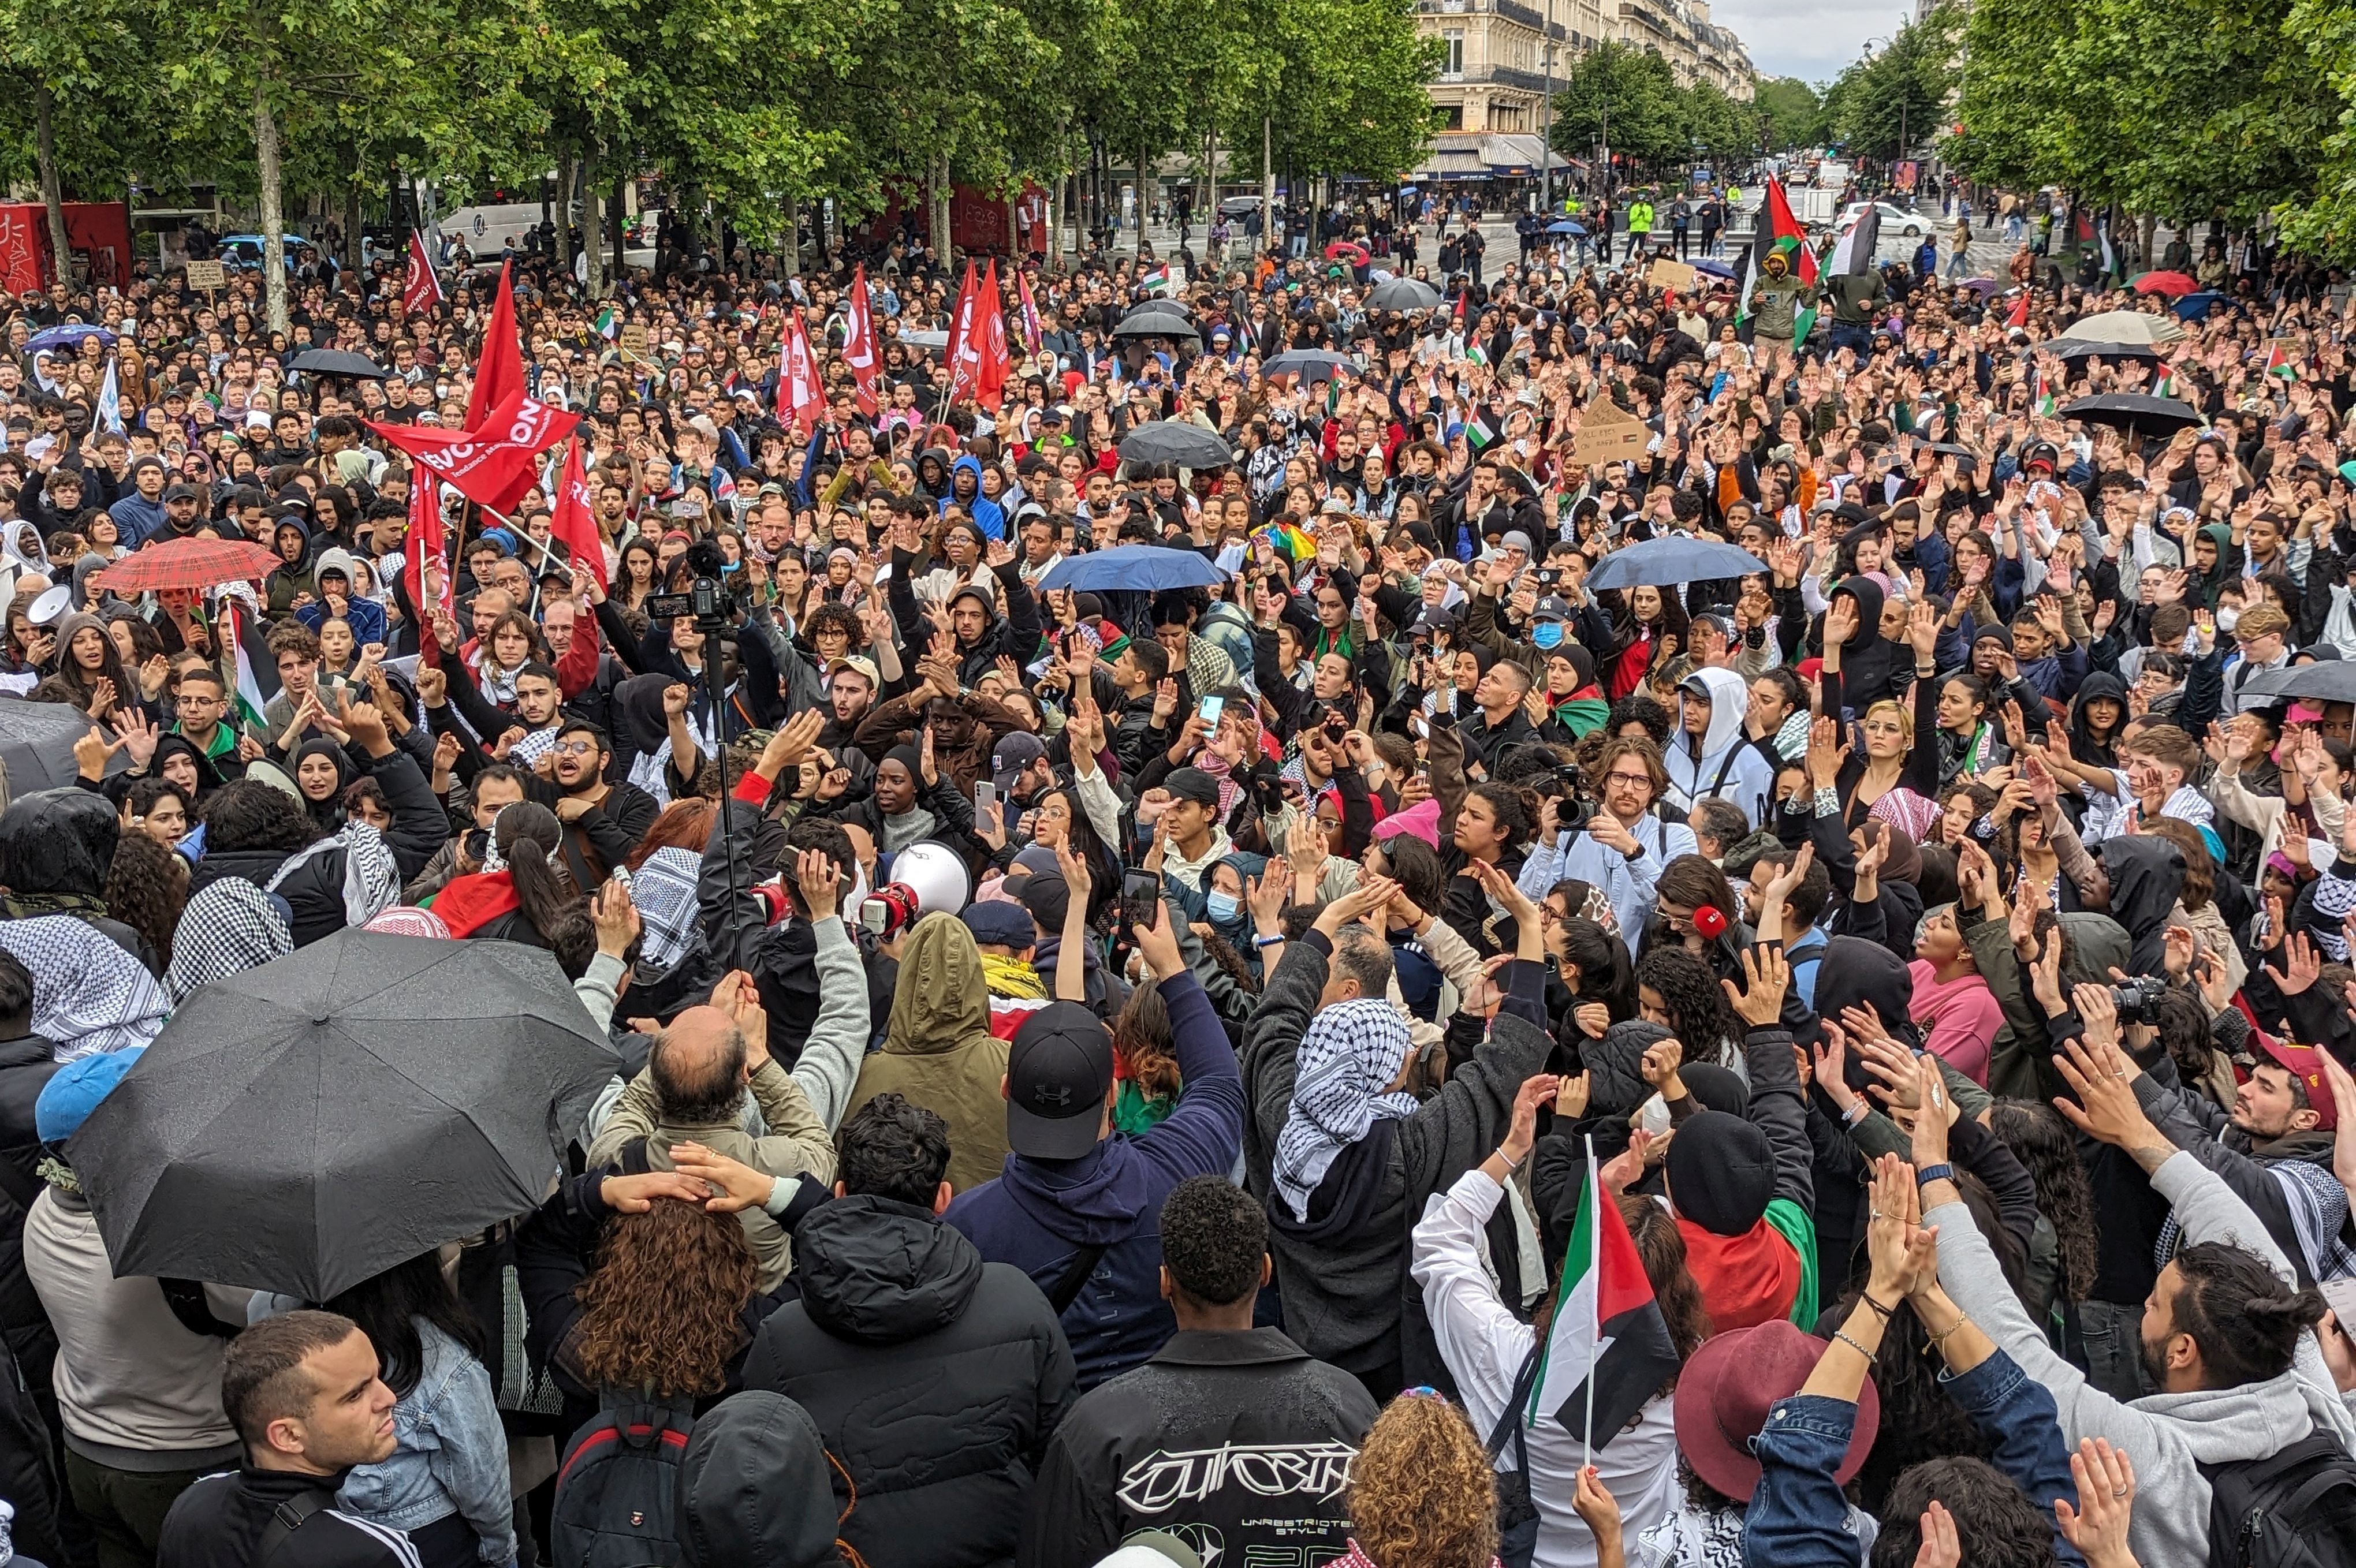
[105,828,187,964]
[1345,1394,1497,1568]
[1606,692,1673,746]
[1989,1099,2097,1304]
[803,600,863,653]
[1869,1457,2060,1568]
[1110,973,1183,1105]
[1634,946,1738,1063]
[570,1199,756,1397]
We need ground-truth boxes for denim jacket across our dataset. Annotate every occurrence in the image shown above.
[337,1319,517,1565]
[1743,1347,2085,1568]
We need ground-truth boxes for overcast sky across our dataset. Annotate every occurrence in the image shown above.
[1714,0,1918,84]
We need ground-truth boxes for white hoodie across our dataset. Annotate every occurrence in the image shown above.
[1663,666,1776,828]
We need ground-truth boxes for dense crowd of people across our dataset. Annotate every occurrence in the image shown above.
[0,187,2351,1568]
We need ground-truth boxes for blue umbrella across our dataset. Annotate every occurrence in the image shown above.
[1585,536,1765,592]
[1692,258,1736,279]
[25,324,115,355]
[1545,220,1587,236]
[2175,291,2224,322]
[1038,544,1225,594]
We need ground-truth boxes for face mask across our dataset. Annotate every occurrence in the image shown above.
[1206,891,1242,925]
[2216,606,2241,634]
[1532,621,1564,649]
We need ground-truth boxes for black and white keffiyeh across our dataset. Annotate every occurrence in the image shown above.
[0,916,170,1061]
[169,878,294,1001]
[628,846,702,970]
[1272,998,1417,1222]
[266,820,400,930]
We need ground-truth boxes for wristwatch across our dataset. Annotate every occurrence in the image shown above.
[1914,1163,1955,1187]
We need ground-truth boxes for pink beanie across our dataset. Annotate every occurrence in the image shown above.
[1371,797,1442,850]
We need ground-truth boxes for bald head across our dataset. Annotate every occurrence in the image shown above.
[649,1006,747,1123]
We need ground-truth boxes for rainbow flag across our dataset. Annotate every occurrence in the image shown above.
[1252,522,1315,563]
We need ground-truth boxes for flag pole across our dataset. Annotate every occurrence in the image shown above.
[1583,1133,1599,1474]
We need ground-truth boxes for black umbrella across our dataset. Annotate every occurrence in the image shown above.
[1118,420,1234,469]
[2058,394,2203,437]
[0,699,122,793]
[72,929,621,1298]
[284,349,390,380]
[1921,442,1980,471]
[1263,350,1353,383]
[1121,297,1194,320]
[1110,311,1198,342]
[2042,338,2160,363]
[1366,277,1443,312]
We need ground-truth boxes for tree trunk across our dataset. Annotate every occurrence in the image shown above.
[33,86,70,289]
[1048,171,1065,272]
[1008,174,1020,258]
[553,156,575,278]
[1137,138,1150,253]
[781,197,800,277]
[610,171,627,277]
[343,174,363,275]
[581,162,605,297]
[929,155,952,263]
[254,80,289,334]
[1261,116,1275,255]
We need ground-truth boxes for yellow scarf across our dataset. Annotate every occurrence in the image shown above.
[979,952,1046,999]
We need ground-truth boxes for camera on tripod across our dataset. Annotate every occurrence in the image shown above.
[645,576,734,627]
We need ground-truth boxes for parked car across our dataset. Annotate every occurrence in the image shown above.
[1837,201,1930,237]
[218,234,309,271]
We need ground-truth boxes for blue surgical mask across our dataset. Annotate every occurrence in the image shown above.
[1206,891,1242,924]
[1532,621,1564,649]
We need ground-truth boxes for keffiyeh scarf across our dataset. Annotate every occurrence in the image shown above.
[265,820,400,930]
[1273,999,1418,1222]
[628,846,703,970]
[0,916,170,1061]
[167,879,293,1000]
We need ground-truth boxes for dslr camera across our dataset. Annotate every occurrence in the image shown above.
[2110,975,2169,1026]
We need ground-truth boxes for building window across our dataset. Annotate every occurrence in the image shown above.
[1440,28,1464,76]
[1438,101,1466,129]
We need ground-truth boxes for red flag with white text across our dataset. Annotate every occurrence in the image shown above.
[842,264,881,414]
[946,262,983,406]
[976,259,1009,410]
[404,232,444,317]
[371,389,579,514]
[777,309,825,434]
[405,471,450,661]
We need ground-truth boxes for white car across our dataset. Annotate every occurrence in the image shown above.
[1837,200,1931,237]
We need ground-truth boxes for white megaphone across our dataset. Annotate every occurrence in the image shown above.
[892,841,973,919]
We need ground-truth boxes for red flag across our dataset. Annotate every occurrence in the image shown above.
[1015,268,1044,359]
[946,262,982,405]
[842,264,881,414]
[405,471,449,662]
[403,232,444,317]
[465,260,524,431]
[371,388,579,514]
[548,436,605,591]
[976,259,1009,410]
[777,309,825,434]
[2007,289,2031,330]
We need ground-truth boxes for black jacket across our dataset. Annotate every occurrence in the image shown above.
[741,1195,1076,1568]
[1017,1327,1377,1568]
[158,1465,422,1568]
[680,1391,844,1568]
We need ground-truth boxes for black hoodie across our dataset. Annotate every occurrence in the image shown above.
[679,1392,844,1568]
[2099,834,2184,978]
[741,1194,1075,1568]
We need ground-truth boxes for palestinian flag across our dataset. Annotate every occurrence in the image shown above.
[1736,180,1818,349]
[2152,364,2180,399]
[1140,263,1181,297]
[2266,343,2300,381]
[217,596,275,735]
[1528,1140,1682,1453]
[593,305,618,341]
[1466,412,1498,452]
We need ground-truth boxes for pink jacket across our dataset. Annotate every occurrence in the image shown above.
[1907,960,2003,1087]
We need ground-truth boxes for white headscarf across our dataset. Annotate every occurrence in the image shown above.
[1272,998,1418,1222]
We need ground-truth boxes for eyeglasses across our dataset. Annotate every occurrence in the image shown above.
[1605,770,1653,787]
[551,740,598,757]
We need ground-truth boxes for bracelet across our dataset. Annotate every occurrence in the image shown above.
[1915,1162,1956,1187]
[1832,1327,1877,1361]
[1858,1291,1898,1322]
[1254,933,1286,949]
[1495,1145,1527,1171]
[1925,1313,1972,1348]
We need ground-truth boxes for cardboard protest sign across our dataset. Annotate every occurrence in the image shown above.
[1571,397,1650,467]
[1648,258,1697,294]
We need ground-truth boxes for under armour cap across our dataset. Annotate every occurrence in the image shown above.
[1005,1001,1114,1160]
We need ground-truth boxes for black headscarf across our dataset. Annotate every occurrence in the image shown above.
[1829,575,1900,710]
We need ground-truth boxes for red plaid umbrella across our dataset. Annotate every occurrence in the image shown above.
[96,537,282,593]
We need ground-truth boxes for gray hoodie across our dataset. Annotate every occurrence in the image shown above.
[1930,1150,2356,1567]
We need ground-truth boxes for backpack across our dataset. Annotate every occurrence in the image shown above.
[550,1396,698,1568]
[2201,1428,2356,1568]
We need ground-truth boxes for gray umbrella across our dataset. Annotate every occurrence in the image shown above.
[1110,311,1198,341]
[71,929,621,1298]
[1263,350,1354,383]
[0,699,123,796]
[1366,277,1443,312]
[1117,420,1234,469]
[284,349,390,380]
[2237,660,2356,705]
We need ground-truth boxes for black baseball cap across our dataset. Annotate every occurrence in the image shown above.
[1005,1002,1114,1160]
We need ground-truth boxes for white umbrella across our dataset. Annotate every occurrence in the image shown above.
[2068,309,2186,348]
